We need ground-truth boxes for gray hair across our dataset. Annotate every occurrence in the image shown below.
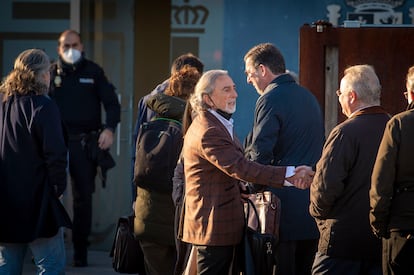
[190,69,229,112]
[342,64,381,105]
[0,48,50,101]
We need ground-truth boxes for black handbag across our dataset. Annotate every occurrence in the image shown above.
[109,215,146,274]
[243,199,278,275]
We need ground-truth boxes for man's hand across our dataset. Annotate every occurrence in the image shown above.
[286,165,315,189]
[239,182,250,201]
[98,128,114,150]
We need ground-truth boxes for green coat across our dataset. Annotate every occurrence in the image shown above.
[134,187,175,245]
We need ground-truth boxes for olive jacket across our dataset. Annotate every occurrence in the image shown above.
[370,102,414,237]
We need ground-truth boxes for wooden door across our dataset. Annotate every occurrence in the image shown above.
[299,24,414,135]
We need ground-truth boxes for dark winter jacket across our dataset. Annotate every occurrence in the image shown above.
[310,106,390,261]
[134,93,185,245]
[370,102,414,238]
[50,56,121,135]
[131,80,168,201]
[0,93,72,243]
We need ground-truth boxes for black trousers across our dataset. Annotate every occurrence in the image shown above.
[195,245,234,275]
[173,204,192,275]
[277,238,318,275]
[311,251,381,275]
[68,139,97,259]
[383,231,414,275]
[139,240,176,275]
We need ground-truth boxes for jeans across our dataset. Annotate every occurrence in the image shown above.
[0,228,66,275]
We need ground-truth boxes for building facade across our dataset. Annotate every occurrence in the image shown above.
[1,0,413,249]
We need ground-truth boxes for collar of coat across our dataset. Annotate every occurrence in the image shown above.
[406,101,414,111]
[263,73,296,94]
[350,105,390,119]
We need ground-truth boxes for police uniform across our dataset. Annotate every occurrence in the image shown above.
[50,55,121,266]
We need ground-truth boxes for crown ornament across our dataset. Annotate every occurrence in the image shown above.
[346,0,404,8]
[172,0,209,26]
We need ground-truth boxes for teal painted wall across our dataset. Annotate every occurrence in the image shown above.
[223,0,414,140]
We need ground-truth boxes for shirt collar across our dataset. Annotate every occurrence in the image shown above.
[209,109,234,139]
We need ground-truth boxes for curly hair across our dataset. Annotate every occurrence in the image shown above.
[0,49,50,101]
[164,65,201,100]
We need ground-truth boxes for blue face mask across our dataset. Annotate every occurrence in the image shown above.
[61,48,81,64]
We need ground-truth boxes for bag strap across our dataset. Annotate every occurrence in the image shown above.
[245,198,261,233]
[153,117,182,126]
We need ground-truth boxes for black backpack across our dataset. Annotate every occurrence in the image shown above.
[134,117,183,193]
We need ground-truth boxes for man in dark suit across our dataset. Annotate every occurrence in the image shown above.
[243,43,325,275]
[181,69,313,275]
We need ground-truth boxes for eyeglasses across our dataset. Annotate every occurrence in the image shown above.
[245,64,261,77]
[336,89,352,97]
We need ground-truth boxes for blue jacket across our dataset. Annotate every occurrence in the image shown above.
[245,73,325,241]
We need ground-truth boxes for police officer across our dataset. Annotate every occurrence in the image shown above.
[49,29,121,267]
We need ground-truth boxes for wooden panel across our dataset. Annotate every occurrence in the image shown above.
[324,46,339,136]
[299,25,414,126]
[133,1,171,122]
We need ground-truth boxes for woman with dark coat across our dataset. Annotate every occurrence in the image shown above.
[0,48,72,274]
[133,65,201,275]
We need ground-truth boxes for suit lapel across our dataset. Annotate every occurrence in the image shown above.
[204,110,244,152]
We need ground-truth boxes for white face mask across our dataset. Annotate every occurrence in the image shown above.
[61,48,81,64]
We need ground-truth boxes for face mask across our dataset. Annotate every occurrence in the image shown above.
[207,95,235,120]
[61,48,81,64]
[216,109,233,120]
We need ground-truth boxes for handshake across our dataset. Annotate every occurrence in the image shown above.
[286,165,315,189]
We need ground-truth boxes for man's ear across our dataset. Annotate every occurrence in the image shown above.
[349,90,357,104]
[257,64,266,77]
[202,94,213,107]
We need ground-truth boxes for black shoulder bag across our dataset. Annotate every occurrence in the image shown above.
[109,215,146,274]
